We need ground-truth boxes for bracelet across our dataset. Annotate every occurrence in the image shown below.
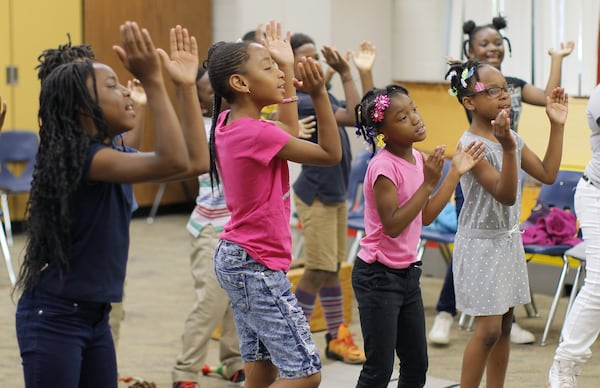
[281,96,298,104]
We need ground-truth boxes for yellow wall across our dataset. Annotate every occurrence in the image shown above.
[1,0,81,220]
[1,0,82,130]
[403,82,591,170]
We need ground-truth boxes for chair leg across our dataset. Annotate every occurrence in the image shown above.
[524,284,540,318]
[540,254,571,346]
[416,239,427,262]
[458,312,474,331]
[0,192,13,246]
[346,230,364,263]
[565,260,585,321]
[0,221,15,286]
[146,183,167,224]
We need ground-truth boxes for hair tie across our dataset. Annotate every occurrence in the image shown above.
[370,94,391,123]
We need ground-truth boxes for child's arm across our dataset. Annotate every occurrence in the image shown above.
[522,41,574,106]
[349,40,376,95]
[277,57,341,166]
[522,87,568,183]
[157,24,209,177]
[0,95,6,131]
[263,21,299,137]
[422,141,485,225]
[375,147,445,237]
[90,21,189,183]
[470,110,519,205]
[322,45,361,127]
[121,79,146,149]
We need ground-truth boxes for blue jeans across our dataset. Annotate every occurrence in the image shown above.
[352,259,428,388]
[16,291,116,388]
[213,240,321,379]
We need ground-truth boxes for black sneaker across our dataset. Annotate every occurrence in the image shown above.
[229,369,245,383]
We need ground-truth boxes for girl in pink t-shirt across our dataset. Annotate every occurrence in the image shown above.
[352,84,484,387]
[206,21,341,387]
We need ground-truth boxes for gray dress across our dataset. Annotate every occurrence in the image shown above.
[453,131,531,316]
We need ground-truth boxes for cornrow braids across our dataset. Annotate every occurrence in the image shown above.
[16,60,109,293]
[354,84,409,155]
[462,16,512,59]
[205,41,251,189]
[445,59,486,104]
[36,33,95,82]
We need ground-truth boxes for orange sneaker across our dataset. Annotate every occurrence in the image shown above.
[325,323,366,364]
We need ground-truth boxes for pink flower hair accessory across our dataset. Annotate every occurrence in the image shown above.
[370,94,391,123]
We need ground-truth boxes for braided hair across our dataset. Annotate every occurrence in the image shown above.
[462,16,512,59]
[36,33,95,82]
[444,59,489,107]
[355,84,409,155]
[16,60,111,293]
[205,40,251,188]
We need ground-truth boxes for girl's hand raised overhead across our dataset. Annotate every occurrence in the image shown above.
[321,45,350,75]
[156,25,199,86]
[113,21,162,84]
[262,20,294,68]
[295,57,325,96]
[491,109,516,151]
[545,87,569,126]
[452,140,486,175]
[548,40,575,59]
[350,40,376,72]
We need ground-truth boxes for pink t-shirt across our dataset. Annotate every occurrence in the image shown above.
[357,148,424,269]
[215,110,293,272]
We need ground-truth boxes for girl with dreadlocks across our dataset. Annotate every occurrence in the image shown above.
[14,22,208,388]
[445,59,567,388]
[207,20,341,387]
[352,84,484,387]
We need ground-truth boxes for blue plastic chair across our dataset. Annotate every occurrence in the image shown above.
[345,150,371,263]
[0,130,38,245]
[523,169,583,346]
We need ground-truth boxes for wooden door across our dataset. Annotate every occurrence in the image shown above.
[83,0,212,207]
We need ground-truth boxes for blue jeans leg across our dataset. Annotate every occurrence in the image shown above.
[16,292,117,388]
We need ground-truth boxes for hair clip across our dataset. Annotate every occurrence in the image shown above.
[474,81,486,92]
[446,70,457,81]
[370,94,391,123]
[448,87,457,96]
[376,133,385,148]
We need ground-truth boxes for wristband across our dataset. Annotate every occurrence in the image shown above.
[281,96,298,104]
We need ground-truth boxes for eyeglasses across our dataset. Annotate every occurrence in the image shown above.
[468,84,515,98]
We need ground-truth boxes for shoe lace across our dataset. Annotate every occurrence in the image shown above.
[342,331,361,352]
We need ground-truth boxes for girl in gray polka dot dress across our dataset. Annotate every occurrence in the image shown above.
[445,59,568,388]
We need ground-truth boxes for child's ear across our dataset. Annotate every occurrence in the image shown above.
[462,96,476,112]
[229,74,249,94]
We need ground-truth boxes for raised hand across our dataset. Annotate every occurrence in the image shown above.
[127,79,147,106]
[545,87,569,125]
[295,57,325,95]
[321,45,350,75]
[350,40,376,72]
[452,140,486,175]
[113,21,161,83]
[491,109,516,151]
[0,95,6,131]
[156,25,199,86]
[548,41,575,59]
[298,115,316,139]
[262,20,294,68]
[423,145,445,189]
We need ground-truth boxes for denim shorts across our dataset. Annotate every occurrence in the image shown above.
[214,240,321,379]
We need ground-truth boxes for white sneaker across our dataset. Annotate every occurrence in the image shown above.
[429,311,453,345]
[510,322,535,344]
[548,359,579,388]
